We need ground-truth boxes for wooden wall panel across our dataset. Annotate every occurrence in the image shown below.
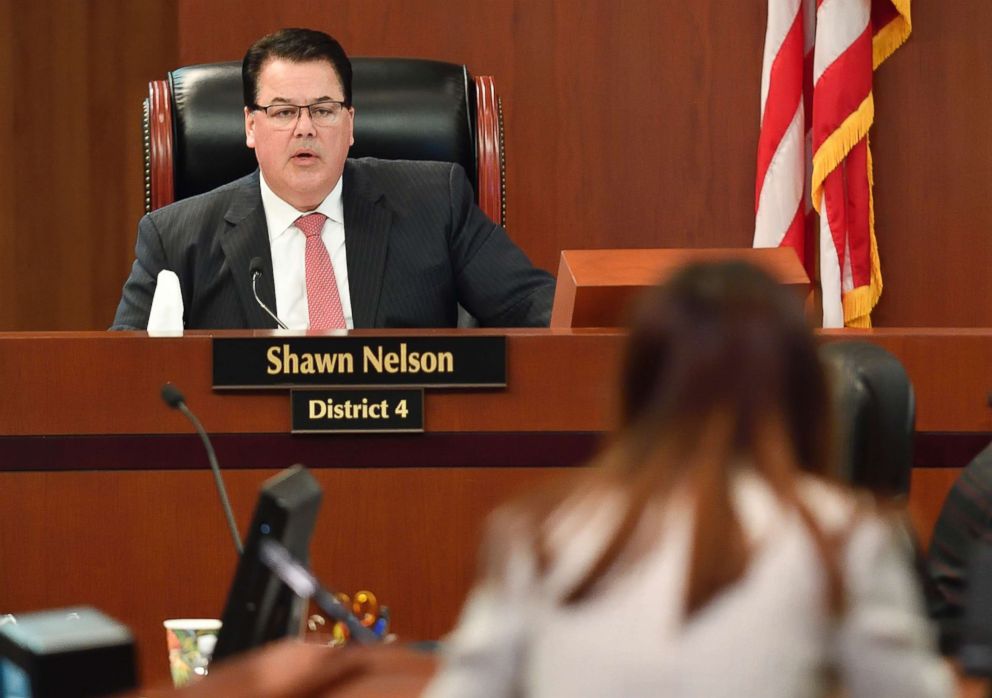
[0,0,177,331]
[0,466,563,687]
[870,1,992,326]
[173,0,992,328]
[0,2,13,322]
[1,328,985,683]
[910,467,962,551]
[176,1,764,280]
[2,2,990,328]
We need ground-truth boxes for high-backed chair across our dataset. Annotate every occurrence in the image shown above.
[143,59,506,225]
[820,341,916,499]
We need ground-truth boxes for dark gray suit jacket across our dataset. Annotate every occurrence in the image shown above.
[112,158,554,329]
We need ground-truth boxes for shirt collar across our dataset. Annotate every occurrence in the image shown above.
[259,170,344,243]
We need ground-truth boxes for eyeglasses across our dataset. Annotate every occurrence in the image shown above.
[253,100,348,129]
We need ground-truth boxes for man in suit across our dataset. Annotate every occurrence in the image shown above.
[112,28,554,330]
[926,440,992,654]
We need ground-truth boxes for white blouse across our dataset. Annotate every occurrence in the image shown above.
[424,473,953,698]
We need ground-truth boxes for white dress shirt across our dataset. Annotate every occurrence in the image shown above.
[259,172,354,330]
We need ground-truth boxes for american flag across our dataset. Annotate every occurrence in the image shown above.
[754,0,911,328]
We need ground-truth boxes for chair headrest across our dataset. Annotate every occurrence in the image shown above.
[819,340,916,498]
[169,58,476,202]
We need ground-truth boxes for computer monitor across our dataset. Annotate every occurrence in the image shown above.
[211,465,322,663]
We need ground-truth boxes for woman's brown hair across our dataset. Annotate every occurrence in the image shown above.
[526,261,843,618]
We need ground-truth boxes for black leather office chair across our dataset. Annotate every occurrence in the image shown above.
[143,59,506,225]
[820,341,915,499]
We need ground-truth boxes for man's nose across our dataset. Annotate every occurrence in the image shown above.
[293,107,316,136]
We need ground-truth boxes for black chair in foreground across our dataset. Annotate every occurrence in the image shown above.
[820,340,915,499]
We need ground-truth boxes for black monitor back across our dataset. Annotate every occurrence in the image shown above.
[211,465,322,663]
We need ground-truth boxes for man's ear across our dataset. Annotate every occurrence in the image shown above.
[245,106,256,149]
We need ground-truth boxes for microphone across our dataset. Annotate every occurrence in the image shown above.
[249,257,288,330]
[161,383,244,555]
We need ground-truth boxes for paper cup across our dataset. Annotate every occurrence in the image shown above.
[164,618,222,687]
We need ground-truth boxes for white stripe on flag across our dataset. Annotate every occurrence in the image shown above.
[842,235,855,293]
[760,0,802,116]
[754,105,805,248]
[813,0,870,84]
[819,213,844,327]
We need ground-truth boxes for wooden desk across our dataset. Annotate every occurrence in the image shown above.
[1,329,989,685]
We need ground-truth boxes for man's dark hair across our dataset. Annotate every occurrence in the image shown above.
[242,28,353,108]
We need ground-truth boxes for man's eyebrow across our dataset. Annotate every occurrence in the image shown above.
[262,96,339,105]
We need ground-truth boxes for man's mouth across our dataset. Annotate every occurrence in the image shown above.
[292,150,319,161]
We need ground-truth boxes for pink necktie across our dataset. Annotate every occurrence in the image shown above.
[296,213,346,330]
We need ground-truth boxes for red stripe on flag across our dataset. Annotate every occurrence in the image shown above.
[822,167,849,280]
[755,10,805,206]
[843,138,871,287]
[779,198,809,264]
[811,25,873,151]
[871,0,900,34]
[803,211,817,279]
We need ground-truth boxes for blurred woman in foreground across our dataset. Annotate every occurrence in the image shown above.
[424,262,951,698]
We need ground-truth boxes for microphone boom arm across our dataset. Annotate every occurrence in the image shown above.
[176,402,244,555]
[250,263,289,330]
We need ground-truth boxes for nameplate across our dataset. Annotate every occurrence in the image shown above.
[291,389,424,433]
[213,336,506,388]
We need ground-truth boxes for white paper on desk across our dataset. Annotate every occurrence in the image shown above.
[147,270,184,336]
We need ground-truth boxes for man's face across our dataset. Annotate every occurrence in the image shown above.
[245,58,354,211]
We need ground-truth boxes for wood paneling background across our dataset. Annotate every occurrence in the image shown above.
[868,2,992,326]
[1,2,988,684]
[0,0,178,330]
[0,466,563,686]
[176,1,992,328]
[0,1,989,329]
[176,1,767,276]
[1,328,986,684]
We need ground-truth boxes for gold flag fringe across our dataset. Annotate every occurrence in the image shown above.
[814,1,911,327]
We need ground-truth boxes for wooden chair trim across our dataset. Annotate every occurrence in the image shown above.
[497,94,507,227]
[147,79,175,212]
[142,99,151,213]
[474,75,505,227]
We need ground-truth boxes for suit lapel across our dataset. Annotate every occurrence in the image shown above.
[343,161,391,328]
[218,172,279,329]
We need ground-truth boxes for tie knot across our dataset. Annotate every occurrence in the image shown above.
[296,213,328,238]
